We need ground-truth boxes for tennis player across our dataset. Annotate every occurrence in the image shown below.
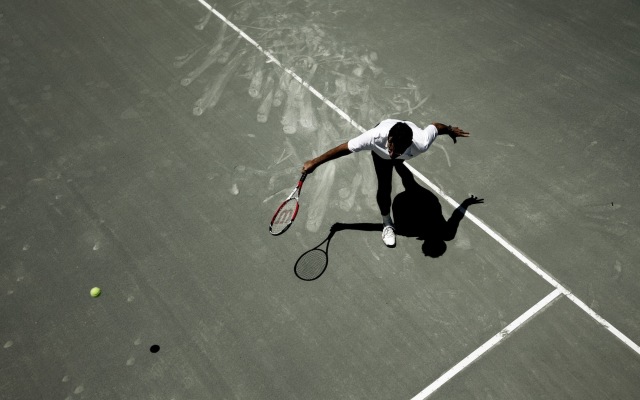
[302,120,469,247]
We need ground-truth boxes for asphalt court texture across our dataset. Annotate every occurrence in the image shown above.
[1,0,639,399]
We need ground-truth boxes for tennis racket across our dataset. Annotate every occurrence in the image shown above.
[294,230,335,281]
[269,173,307,235]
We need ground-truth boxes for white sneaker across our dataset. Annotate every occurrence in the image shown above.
[382,225,396,247]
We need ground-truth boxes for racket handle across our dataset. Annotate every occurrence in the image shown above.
[300,172,307,182]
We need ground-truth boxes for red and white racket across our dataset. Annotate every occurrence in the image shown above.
[269,173,307,235]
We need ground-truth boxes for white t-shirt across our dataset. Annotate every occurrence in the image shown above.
[347,119,439,160]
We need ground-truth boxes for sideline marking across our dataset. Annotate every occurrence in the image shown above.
[404,163,640,357]
[411,289,563,400]
[195,0,366,134]
[566,292,640,355]
[195,0,640,382]
[403,163,570,294]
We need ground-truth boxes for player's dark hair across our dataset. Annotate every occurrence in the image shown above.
[388,122,413,151]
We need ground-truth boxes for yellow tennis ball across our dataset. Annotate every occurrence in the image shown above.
[90,287,101,298]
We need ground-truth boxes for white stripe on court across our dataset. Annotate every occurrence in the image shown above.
[404,162,640,357]
[195,0,365,133]
[411,289,563,400]
[193,0,640,389]
[566,292,640,355]
[403,164,569,294]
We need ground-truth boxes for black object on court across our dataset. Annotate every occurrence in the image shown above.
[150,345,160,353]
[294,228,336,281]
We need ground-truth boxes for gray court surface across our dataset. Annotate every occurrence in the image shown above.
[2,0,640,399]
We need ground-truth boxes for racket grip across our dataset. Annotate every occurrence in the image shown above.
[300,172,307,182]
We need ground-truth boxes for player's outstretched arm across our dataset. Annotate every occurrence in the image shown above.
[302,142,352,174]
[433,122,470,144]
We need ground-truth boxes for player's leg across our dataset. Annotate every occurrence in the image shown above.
[371,151,393,216]
[371,152,396,247]
[394,161,420,190]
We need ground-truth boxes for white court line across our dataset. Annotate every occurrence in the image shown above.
[404,165,569,294]
[404,163,640,357]
[566,292,640,355]
[195,0,366,134]
[411,289,563,400]
[194,0,640,388]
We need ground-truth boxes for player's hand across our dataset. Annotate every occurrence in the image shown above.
[461,195,484,207]
[302,160,316,174]
[448,126,470,144]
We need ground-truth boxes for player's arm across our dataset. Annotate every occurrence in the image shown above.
[432,122,470,144]
[302,142,352,174]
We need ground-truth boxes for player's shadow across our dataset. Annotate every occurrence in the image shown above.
[330,164,482,257]
[391,162,483,257]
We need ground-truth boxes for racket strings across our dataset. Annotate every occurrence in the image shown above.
[270,199,298,235]
[294,249,328,281]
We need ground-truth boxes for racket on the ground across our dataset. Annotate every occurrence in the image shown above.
[269,172,307,235]
[294,230,335,281]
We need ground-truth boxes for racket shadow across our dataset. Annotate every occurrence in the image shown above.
[294,229,335,281]
[293,223,381,281]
